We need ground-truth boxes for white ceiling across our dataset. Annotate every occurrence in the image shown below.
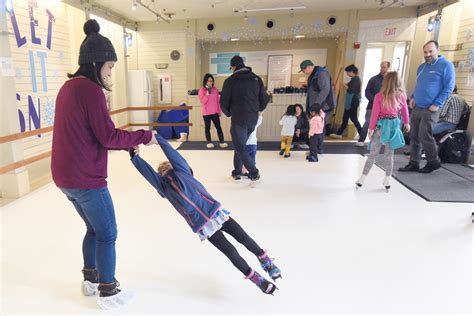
[92,0,434,22]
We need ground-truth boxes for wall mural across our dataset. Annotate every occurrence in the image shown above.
[7,0,56,134]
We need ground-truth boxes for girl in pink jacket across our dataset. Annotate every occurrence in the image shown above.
[198,74,228,149]
[307,104,325,162]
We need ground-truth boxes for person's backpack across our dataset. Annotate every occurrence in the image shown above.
[438,131,469,163]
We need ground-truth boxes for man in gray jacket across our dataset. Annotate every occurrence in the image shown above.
[299,60,335,127]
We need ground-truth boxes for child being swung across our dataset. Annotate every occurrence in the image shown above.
[129,134,281,295]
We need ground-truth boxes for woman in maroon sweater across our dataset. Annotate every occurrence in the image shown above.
[51,19,155,309]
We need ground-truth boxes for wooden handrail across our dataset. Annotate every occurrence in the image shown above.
[0,106,193,174]
[109,106,192,115]
[0,151,51,175]
[0,126,53,144]
[0,106,193,144]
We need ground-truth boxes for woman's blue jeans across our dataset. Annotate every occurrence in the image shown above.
[60,187,117,283]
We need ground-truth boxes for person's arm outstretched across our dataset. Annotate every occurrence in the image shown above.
[155,134,192,175]
[130,148,166,196]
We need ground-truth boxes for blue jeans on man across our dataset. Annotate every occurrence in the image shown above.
[432,121,457,136]
[60,187,117,283]
[230,124,258,177]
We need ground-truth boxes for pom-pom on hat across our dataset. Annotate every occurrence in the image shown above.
[78,19,117,65]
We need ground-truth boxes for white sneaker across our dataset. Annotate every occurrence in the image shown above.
[97,290,134,310]
[206,143,215,149]
[298,144,310,149]
[82,281,98,296]
[219,142,228,148]
[355,141,365,147]
[329,133,342,139]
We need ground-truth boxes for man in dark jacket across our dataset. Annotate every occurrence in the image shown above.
[220,55,270,183]
[356,61,390,146]
[299,60,335,127]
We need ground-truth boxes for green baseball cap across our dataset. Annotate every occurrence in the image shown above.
[298,59,314,72]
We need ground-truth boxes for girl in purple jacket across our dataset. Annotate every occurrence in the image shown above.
[198,74,228,149]
[130,134,281,295]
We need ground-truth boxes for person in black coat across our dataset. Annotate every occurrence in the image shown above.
[220,56,270,183]
[292,104,310,149]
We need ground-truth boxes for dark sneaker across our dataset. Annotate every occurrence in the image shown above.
[284,153,291,158]
[279,149,285,156]
[232,173,242,181]
[398,162,420,172]
[307,155,318,162]
[419,161,441,173]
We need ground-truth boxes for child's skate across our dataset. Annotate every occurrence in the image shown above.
[383,176,391,192]
[245,269,277,295]
[258,250,282,281]
[355,174,366,190]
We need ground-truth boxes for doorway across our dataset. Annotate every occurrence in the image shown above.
[359,41,410,122]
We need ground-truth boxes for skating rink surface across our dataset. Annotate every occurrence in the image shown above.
[1,145,473,315]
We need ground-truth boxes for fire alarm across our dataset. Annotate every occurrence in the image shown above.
[353,42,361,49]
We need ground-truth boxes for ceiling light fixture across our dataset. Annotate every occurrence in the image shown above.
[132,0,137,10]
[230,38,240,41]
[295,35,305,38]
[234,6,305,13]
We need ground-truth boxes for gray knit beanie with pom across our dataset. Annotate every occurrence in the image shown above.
[78,19,117,65]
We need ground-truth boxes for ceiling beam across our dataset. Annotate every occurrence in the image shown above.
[416,0,459,17]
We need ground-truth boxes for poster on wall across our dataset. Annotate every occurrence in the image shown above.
[267,55,292,92]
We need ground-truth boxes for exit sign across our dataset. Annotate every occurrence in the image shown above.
[385,27,397,36]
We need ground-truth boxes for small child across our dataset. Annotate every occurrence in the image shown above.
[355,71,410,191]
[307,104,325,162]
[243,113,263,177]
[279,105,297,158]
[129,134,281,295]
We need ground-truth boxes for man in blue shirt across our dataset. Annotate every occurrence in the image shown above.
[399,40,455,173]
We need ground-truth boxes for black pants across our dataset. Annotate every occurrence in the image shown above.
[309,133,324,157]
[207,217,263,276]
[203,114,224,143]
[292,132,309,145]
[337,96,362,136]
[230,124,258,177]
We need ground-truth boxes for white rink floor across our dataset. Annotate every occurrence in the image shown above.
[1,145,473,315]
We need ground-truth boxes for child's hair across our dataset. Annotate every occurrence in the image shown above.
[380,71,405,110]
[202,73,215,87]
[158,161,173,176]
[283,104,296,117]
[344,64,358,75]
[310,103,322,115]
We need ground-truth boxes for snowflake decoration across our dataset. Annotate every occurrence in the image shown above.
[44,98,55,126]
[312,20,322,31]
[15,67,22,80]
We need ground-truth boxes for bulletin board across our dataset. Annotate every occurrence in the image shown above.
[267,55,293,92]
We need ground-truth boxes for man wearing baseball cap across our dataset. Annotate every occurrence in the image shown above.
[299,59,335,129]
